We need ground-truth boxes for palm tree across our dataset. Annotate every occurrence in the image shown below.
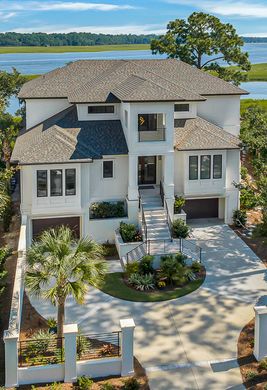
[25,226,107,338]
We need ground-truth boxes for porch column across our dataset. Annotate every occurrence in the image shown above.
[163,153,175,217]
[64,323,78,383]
[4,330,19,387]
[254,298,267,361]
[128,154,139,201]
[120,318,136,376]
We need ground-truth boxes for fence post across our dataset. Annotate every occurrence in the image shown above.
[4,330,19,387]
[63,324,78,383]
[120,318,135,376]
[254,300,267,360]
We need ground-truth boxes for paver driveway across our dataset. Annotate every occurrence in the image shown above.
[29,221,267,390]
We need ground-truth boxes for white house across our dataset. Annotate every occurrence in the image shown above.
[12,59,247,243]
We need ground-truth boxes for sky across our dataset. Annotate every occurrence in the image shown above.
[0,0,267,36]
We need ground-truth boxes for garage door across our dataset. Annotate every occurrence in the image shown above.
[184,198,218,219]
[32,217,80,239]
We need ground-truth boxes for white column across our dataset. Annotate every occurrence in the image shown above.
[120,318,135,376]
[128,155,139,201]
[4,330,18,388]
[254,303,267,361]
[163,153,175,199]
[63,324,78,383]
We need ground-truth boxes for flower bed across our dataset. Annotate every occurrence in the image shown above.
[90,201,127,219]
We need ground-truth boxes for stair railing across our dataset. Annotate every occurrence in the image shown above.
[140,201,147,242]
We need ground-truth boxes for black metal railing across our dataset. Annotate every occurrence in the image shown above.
[140,202,147,241]
[126,241,147,264]
[138,127,166,142]
[180,238,202,263]
[159,180,164,206]
[165,200,173,240]
[77,331,121,361]
[19,337,64,367]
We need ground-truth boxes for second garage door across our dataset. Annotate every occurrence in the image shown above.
[184,198,219,219]
[32,216,80,239]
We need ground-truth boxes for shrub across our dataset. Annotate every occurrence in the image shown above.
[174,252,187,266]
[245,370,257,380]
[90,201,126,219]
[253,211,267,238]
[77,376,94,390]
[49,383,62,390]
[120,222,141,243]
[28,329,56,356]
[2,197,13,232]
[128,273,155,291]
[47,317,57,329]
[125,261,139,277]
[123,377,140,390]
[183,268,196,281]
[172,219,190,238]
[191,261,202,273]
[240,166,248,180]
[240,187,258,210]
[138,255,154,274]
[157,280,166,289]
[77,333,91,358]
[233,209,247,227]
[159,256,185,286]
[174,196,185,214]
[259,358,267,371]
[100,383,115,390]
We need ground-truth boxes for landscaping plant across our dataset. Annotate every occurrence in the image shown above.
[90,201,126,219]
[233,209,247,227]
[191,261,202,273]
[25,226,107,338]
[128,273,155,291]
[138,255,154,274]
[125,261,139,277]
[0,245,11,300]
[77,376,94,390]
[100,383,116,390]
[159,255,185,286]
[174,196,185,214]
[123,377,140,390]
[172,219,190,238]
[120,222,141,243]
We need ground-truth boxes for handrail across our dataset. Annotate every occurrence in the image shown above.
[126,241,147,264]
[140,202,147,241]
[164,199,173,240]
[159,180,164,206]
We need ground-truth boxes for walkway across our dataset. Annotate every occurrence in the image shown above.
[28,221,267,389]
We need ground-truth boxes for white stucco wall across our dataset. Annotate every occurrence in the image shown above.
[174,151,185,194]
[197,95,240,136]
[174,102,197,119]
[25,99,71,129]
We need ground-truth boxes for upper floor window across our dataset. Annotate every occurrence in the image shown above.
[189,156,198,180]
[213,155,222,179]
[37,170,47,197]
[65,169,76,195]
[103,161,113,178]
[189,154,223,180]
[51,169,62,196]
[138,114,157,131]
[88,105,114,114]
[174,104,189,112]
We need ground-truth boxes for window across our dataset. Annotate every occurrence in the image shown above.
[213,155,222,179]
[189,156,198,180]
[37,170,47,197]
[138,114,157,131]
[200,155,211,179]
[174,104,190,112]
[88,105,114,114]
[124,110,128,128]
[103,161,113,178]
[50,169,62,196]
[65,169,76,195]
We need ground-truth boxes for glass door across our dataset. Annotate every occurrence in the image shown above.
[138,156,157,185]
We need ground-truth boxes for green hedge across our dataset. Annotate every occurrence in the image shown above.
[90,201,126,219]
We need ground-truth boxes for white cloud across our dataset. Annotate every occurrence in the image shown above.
[167,0,267,18]
[0,11,16,20]
[242,32,267,37]
[0,1,136,12]
[5,23,166,35]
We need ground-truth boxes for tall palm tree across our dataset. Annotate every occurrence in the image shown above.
[25,226,107,338]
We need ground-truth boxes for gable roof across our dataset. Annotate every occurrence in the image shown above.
[19,59,247,103]
[11,106,128,165]
[174,116,241,150]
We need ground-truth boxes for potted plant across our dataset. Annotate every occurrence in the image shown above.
[174,196,185,214]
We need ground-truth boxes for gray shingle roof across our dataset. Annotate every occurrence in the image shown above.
[11,106,128,164]
[19,59,247,103]
[174,116,241,150]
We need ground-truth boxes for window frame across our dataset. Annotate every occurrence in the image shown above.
[174,103,190,112]
[200,155,211,180]
[138,113,158,132]
[213,154,223,179]
[102,160,114,179]
[87,105,114,114]
[37,170,48,198]
[65,168,76,196]
[189,156,198,181]
[50,169,63,197]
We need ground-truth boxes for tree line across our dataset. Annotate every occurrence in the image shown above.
[0,32,157,47]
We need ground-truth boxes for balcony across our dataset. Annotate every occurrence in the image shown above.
[138,127,166,142]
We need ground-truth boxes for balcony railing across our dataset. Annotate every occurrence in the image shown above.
[138,127,166,142]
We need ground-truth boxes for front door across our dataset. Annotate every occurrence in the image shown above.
[138,156,157,185]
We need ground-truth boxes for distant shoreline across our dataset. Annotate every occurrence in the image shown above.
[0,44,150,54]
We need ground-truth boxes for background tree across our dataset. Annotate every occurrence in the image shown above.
[151,12,251,85]
[0,68,26,110]
[25,226,107,338]
[0,112,22,169]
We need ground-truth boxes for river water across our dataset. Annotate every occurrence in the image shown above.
[3,43,267,114]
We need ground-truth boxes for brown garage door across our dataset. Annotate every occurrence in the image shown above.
[184,198,218,219]
[32,217,80,239]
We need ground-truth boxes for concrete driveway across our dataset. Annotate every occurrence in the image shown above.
[29,221,267,390]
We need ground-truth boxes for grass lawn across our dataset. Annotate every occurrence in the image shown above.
[96,272,204,302]
[241,99,267,115]
[247,63,267,81]
[0,44,150,54]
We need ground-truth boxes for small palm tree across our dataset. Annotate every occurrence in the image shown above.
[25,226,107,338]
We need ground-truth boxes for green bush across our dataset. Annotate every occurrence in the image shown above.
[233,209,247,227]
[183,268,196,281]
[259,358,267,371]
[159,256,185,286]
[90,201,126,219]
[128,273,155,291]
[100,383,115,390]
[174,253,187,266]
[49,383,62,390]
[2,197,13,232]
[28,329,56,356]
[125,261,139,277]
[240,166,248,180]
[253,211,267,238]
[77,376,94,390]
[174,196,185,214]
[240,187,258,210]
[123,377,140,390]
[191,261,202,273]
[245,370,257,380]
[120,222,141,243]
[172,219,190,238]
[138,255,154,274]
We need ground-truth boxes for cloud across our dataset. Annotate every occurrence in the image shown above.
[167,0,267,18]
[0,11,16,20]
[242,32,267,37]
[0,1,136,12]
[6,23,166,35]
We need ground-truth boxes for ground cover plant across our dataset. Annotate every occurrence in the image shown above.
[119,222,142,243]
